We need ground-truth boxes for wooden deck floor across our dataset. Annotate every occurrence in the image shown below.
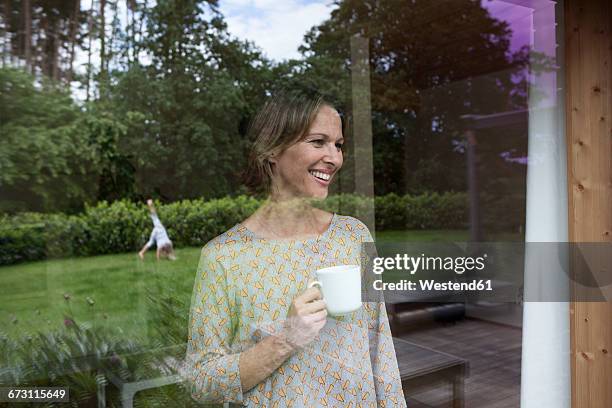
[396,318,522,408]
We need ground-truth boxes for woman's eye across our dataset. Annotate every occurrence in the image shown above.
[336,143,344,150]
[311,139,325,146]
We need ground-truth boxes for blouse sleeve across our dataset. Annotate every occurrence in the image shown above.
[185,244,245,405]
[359,222,407,407]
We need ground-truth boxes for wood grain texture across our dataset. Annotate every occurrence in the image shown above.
[400,319,521,408]
[565,0,612,407]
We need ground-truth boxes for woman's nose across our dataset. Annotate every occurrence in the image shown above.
[323,143,343,167]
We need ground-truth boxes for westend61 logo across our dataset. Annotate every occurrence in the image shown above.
[372,253,488,275]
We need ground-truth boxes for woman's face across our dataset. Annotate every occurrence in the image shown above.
[270,105,344,200]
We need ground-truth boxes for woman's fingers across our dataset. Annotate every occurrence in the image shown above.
[310,309,328,323]
[283,293,328,349]
[291,310,327,338]
[297,287,322,304]
[300,299,327,315]
[285,287,327,348]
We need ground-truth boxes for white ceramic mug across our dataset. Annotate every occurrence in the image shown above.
[308,264,362,315]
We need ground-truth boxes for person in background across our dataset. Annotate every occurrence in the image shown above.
[185,89,406,407]
[138,199,176,261]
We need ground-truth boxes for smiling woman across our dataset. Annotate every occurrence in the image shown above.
[184,89,406,407]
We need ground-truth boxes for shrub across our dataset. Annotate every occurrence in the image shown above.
[0,193,467,265]
[0,213,47,264]
[80,200,148,255]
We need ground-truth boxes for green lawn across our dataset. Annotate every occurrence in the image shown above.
[0,247,202,341]
[375,229,470,243]
[1,229,490,341]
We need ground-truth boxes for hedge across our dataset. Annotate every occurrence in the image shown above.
[0,192,467,265]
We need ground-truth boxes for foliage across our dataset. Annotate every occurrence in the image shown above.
[0,316,144,407]
[102,1,275,202]
[1,2,275,207]
[0,193,467,265]
[0,68,97,213]
[0,0,543,243]
[81,199,146,255]
[1,0,536,209]
[80,110,136,203]
[376,192,468,230]
[0,291,197,407]
[294,0,535,195]
[0,68,142,213]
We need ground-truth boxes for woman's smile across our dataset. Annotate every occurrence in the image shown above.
[308,169,333,186]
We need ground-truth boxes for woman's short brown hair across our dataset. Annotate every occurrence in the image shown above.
[243,89,336,194]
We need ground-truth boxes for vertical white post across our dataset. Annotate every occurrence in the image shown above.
[520,1,570,408]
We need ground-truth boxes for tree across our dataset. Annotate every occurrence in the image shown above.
[0,68,99,212]
[105,0,274,201]
[0,1,85,83]
[66,0,80,83]
[85,0,95,100]
[22,0,30,70]
[1,0,279,211]
[295,0,532,196]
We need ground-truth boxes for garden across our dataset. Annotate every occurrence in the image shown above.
[1,0,531,405]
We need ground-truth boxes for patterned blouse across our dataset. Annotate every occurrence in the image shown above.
[186,214,406,407]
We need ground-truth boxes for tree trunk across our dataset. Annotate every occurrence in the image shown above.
[125,0,129,64]
[3,0,11,66]
[136,0,145,62]
[86,0,95,101]
[98,0,106,97]
[23,0,31,71]
[108,0,118,73]
[40,13,49,76]
[50,18,59,81]
[67,0,80,83]
[99,0,106,74]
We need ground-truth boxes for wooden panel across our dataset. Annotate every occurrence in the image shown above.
[565,0,612,407]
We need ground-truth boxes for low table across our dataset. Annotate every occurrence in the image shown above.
[393,338,469,408]
[101,340,468,408]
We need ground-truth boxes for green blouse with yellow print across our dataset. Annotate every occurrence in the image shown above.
[186,214,406,407]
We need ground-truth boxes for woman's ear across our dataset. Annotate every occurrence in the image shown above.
[267,153,277,164]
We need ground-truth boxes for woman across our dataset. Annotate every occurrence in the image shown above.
[186,90,406,407]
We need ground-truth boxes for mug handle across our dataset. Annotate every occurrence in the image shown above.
[308,280,322,289]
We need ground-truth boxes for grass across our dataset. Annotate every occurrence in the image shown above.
[375,229,469,243]
[2,228,521,341]
[0,247,202,341]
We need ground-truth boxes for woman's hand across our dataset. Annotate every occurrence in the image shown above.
[281,287,327,350]
[239,287,326,392]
